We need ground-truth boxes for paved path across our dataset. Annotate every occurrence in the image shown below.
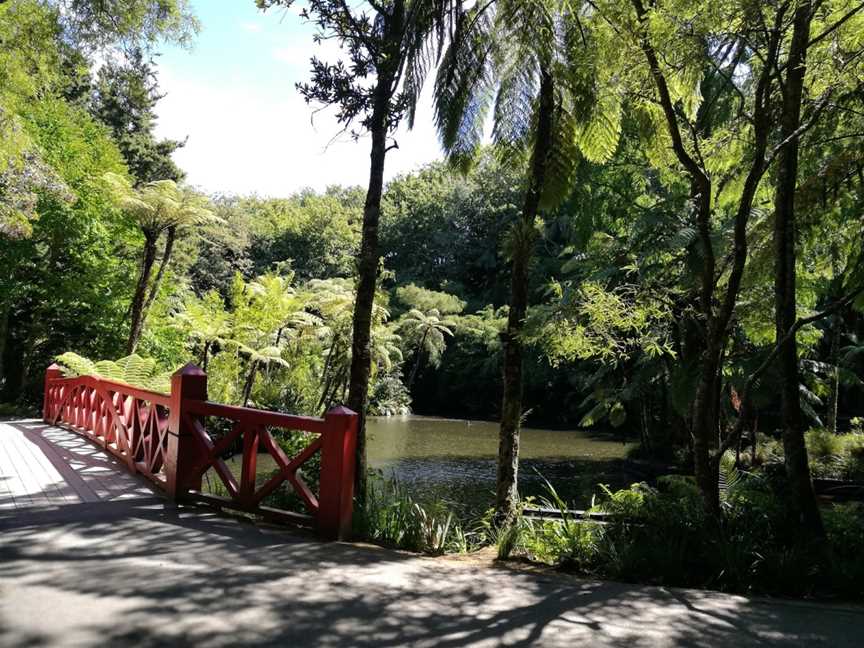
[1,420,862,647]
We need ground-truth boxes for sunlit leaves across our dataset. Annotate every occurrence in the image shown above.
[102,172,216,236]
[55,351,173,393]
[525,281,675,366]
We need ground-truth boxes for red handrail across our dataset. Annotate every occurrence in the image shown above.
[42,363,358,540]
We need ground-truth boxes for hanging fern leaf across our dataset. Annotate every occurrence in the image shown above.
[577,90,622,163]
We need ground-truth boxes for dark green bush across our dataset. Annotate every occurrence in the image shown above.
[519,469,864,599]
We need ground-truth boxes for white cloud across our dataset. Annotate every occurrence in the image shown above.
[153,68,443,197]
[272,38,344,67]
[241,22,262,33]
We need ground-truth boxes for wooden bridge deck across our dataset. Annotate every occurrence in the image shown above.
[0,418,156,511]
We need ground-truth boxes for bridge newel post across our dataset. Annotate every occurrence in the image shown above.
[165,363,208,501]
[318,406,359,541]
[43,364,63,423]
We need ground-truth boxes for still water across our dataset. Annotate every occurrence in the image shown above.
[219,416,638,516]
[366,416,637,514]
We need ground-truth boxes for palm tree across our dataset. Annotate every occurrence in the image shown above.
[235,343,290,407]
[433,0,620,523]
[259,0,463,499]
[104,172,216,353]
[398,308,455,387]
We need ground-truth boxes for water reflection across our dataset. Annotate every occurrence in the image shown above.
[367,416,638,514]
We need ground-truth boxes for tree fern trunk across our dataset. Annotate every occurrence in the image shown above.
[127,231,159,354]
[202,340,211,373]
[827,317,840,434]
[773,1,823,537]
[242,359,258,407]
[137,225,177,347]
[495,68,555,526]
[827,248,842,434]
[408,329,430,388]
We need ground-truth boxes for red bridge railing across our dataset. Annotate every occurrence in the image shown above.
[42,363,357,540]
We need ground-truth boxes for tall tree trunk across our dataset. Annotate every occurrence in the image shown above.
[201,340,211,373]
[773,1,823,537]
[494,68,555,526]
[692,343,722,515]
[127,230,160,354]
[346,74,395,501]
[826,248,842,434]
[318,340,339,412]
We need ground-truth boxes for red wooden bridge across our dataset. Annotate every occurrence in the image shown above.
[9,363,359,539]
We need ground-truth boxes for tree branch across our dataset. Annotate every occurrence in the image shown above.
[807,0,864,48]
[717,284,864,457]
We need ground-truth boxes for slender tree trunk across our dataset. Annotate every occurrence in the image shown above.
[318,343,339,412]
[752,415,758,465]
[346,82,393,501]
[201,340,211,373]
[826,317,841,433]
[130,225,176,354]
[827,248,842,434]
[494,68,555,526]
[242,359,258,407]
[408,329,429,388]
[773,1,823,537]
[127,231,160,354]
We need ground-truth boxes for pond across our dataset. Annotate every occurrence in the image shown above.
[366,416,639,516]
[211,416,643,519]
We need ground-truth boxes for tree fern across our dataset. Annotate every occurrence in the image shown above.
[55,352,173,394]
[435,0,622,190]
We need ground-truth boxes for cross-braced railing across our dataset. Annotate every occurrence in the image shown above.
[42,363,358,539]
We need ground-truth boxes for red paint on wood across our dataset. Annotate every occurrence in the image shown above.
[43,364,358,540]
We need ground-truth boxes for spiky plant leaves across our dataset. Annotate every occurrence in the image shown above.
[433,4,496,173]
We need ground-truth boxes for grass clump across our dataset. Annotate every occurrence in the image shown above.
[354,474,467,555]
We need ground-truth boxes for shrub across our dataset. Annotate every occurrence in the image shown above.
[516,468,864,598]
[824,503,864,598]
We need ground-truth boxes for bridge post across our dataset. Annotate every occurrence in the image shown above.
[317,406,358,541]
[43,364,63,423]
[165,363,208,501]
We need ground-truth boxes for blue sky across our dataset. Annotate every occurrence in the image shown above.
[153,1,442,196]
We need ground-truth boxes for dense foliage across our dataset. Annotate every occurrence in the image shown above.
[2,0,864,599]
